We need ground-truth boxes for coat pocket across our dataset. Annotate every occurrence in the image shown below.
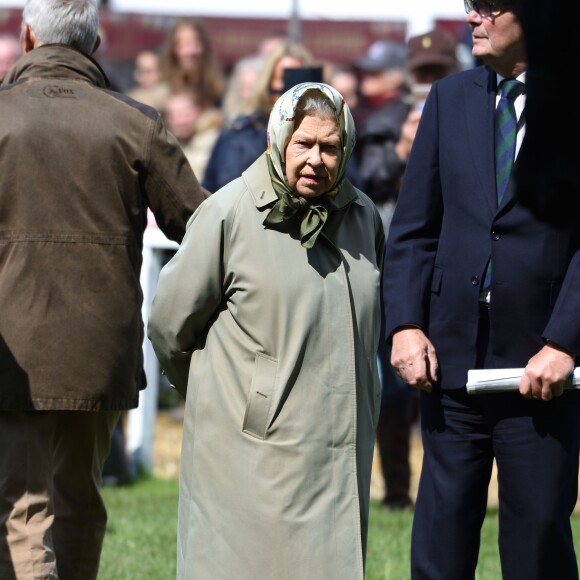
[242,353,278,440]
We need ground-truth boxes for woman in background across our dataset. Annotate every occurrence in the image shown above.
[161,88,222,183]
[202,40,314,192]
[159,18,225,107]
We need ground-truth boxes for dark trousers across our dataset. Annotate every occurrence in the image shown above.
[376,343,418,508]
[411,306,580,580]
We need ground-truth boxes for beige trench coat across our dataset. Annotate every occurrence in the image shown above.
[148,154,385,579]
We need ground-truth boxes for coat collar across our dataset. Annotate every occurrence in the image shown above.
[243,154,279,209]
[243,153,364,212]
[2,44,110,89]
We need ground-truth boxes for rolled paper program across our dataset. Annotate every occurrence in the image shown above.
[466,367,580,395]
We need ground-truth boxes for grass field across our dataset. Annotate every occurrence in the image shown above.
[99,476,580,580]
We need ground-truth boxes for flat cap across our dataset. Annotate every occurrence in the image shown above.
[407,28,457,72]
[354,40,407,72]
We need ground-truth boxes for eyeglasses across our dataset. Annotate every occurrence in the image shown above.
[464,0,512,19]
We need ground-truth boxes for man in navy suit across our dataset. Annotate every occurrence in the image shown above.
[383,2,580,579]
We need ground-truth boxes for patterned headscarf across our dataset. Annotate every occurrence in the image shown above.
[263,82,357,248]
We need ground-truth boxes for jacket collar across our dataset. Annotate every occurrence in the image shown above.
[2,44,110,88]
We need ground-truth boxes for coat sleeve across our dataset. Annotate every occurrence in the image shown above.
[147,194,227,396]
[144,115,210,243]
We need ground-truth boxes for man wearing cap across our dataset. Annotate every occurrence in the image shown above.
[408,28,459,89]
[352,39,410,232]
[384,28,460,204]
[368,30,460,513]
[351,40,413,512]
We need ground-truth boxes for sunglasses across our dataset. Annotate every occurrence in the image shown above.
[464,0,512,19]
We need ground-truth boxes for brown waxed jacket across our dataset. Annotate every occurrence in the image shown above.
[0,44,209,411]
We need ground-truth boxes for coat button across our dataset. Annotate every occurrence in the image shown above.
[471,276,479,286]
[491,230,501,241]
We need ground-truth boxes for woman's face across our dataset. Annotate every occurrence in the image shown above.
[173,24,204,70]
[164,94,201,142]
[284,114,342,198]
[269,56,305,102]
[133,51,161,88]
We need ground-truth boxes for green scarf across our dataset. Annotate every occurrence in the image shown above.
[263,154,335,249]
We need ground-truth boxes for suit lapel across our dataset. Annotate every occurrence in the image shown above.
[465,67,498,216]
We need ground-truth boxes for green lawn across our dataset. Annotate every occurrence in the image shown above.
[100,477,578,580]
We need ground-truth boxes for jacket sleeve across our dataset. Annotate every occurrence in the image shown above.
[144,116,210,243]
[543,250,580,358]
[382,88,443,339]
[147,194,227,396]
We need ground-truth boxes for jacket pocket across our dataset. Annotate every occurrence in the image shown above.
[242,353,278,440]
[431,265,443,295]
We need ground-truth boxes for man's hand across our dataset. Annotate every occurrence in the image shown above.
[391,327,438,392]
[520,343,575,401]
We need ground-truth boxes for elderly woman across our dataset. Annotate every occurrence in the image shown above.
[148,82,385,580]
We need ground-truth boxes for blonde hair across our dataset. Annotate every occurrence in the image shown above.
[248,41,314,119]
[221,53,265,123]
[159,18,226,106]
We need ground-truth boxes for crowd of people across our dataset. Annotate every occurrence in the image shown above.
[109,19,471,211]
[0,1,578,579]
[115,20,470,517]
[117,19,472,516]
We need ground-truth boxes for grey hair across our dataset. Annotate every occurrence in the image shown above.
[294,88,338,128]
[22,0,99,55]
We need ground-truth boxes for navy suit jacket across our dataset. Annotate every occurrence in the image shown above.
[383,65,580,389]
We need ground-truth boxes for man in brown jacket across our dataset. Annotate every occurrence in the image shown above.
[0,0,208,578]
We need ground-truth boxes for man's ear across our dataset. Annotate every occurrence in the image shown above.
[91,34,101,55]
[21,24,36,54]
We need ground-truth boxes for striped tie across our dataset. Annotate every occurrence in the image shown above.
[482,79,523,294]
[495,79,523,203]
